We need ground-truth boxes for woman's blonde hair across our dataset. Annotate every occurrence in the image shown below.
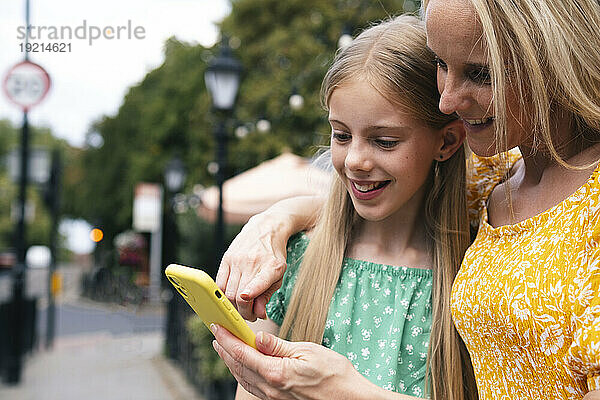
[425,0,600,167]
[279,15,477,400]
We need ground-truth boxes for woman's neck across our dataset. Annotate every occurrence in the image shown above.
[518,114,600,185]
[488,115,600,227]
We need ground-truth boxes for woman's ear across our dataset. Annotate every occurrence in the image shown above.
[437,119,466,161]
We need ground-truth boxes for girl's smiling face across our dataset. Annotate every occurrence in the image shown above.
[425,0,530,156]
[329,79,445,222]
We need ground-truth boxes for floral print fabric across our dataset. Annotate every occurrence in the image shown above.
[266,233,433,397]
[453,150,600,399]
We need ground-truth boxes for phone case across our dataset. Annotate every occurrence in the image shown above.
[165,264,257,349]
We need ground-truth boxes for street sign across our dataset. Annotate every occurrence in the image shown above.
[3,60,51,111]
[133,183,164,304]
[133,183,163,233]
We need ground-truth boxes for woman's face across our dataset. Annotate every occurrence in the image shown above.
[328,79,443,222]
[425,0,528,156]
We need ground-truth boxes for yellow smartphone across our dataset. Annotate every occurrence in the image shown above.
[165,263,256,349]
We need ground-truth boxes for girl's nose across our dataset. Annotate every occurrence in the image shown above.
[344,141,373,172]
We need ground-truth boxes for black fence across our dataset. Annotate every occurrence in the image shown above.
[165,290,237,400]
[0,297,38,383]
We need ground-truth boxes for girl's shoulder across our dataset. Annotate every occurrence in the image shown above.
[467,148,522,227]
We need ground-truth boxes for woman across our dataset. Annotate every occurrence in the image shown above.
[214,0,600,398]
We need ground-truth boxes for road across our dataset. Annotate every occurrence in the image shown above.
[0,263,164,347]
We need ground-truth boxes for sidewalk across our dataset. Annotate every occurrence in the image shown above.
[0,331,204,400]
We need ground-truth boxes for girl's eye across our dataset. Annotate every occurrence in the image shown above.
[468,67,491,85]
[332,131,351,142]
[435,57,447,71]
[374,139,399,149]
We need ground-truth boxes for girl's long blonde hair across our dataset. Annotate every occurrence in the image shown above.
[279,15,477,400]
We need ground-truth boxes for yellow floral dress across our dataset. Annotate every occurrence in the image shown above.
[453,149,600,399]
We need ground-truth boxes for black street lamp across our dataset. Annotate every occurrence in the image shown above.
[164,157,186,194]
[163,156,186,267]
[163,156,186,360]
[204,37,243,267]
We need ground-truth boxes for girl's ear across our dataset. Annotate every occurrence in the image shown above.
[437,119,466,161]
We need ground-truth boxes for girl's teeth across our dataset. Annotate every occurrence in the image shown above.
[355,182,381,192]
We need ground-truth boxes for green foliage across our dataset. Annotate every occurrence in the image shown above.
[186,315,234,382]
[75,0,413,250]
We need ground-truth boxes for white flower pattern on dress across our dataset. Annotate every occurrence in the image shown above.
[266,233,433,397]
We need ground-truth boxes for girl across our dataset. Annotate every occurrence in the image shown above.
[226,15,477,400]
[216,0,600,398]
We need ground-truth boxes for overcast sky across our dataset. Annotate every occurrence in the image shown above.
[1,0,230,253]
[1,0,230,147]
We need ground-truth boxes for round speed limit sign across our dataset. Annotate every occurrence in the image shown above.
[3,61,51,111]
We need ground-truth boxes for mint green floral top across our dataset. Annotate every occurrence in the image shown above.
[266,233,433,397]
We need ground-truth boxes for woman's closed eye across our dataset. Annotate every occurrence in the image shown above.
[468,66,491,85]
[435,56,491,85]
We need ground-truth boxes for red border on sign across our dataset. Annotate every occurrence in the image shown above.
[2,60,51,111]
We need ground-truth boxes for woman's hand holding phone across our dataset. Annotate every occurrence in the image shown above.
[212,325,421,400]
[212,324,360,400]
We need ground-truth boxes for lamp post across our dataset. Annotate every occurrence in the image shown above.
[2,0,51,382]
[163,157,186,270]
[4,146,50,383]
[164,157,186,195]
[163,156,186,360]
[204,37,242,268]
[44,149,61,350]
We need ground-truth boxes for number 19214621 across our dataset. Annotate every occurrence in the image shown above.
[20,42,71,53]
